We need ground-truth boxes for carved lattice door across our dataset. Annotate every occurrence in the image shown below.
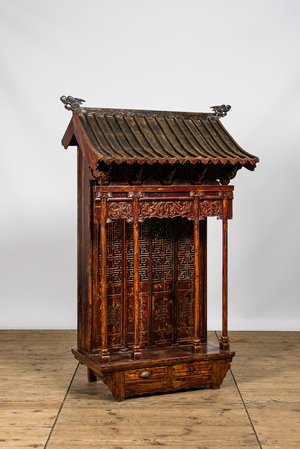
[97,218,195,350]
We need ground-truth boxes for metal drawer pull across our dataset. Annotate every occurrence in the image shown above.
[140,370,152,378]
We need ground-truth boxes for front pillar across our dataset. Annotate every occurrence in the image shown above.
[220,195,230,351]
[132,194,142,360]
[192,195,202,353]
[100,195,110,362]
[199,218,207,342]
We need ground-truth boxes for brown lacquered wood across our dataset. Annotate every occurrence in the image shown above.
[100,195,110,362]
[72,345,234,401]
[62,104,257,401]
[62,107,259,169]
[87,367,98,382]
[132,195,142,360]
[92,219,100,351]
[220,195,230,351]
[199,218,207,342]
[77,148,93,353]
[192,196,201,353]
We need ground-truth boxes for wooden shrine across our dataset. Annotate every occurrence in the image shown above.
[61,96,259,401]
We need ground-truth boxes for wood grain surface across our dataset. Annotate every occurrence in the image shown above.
[1,330,299,448]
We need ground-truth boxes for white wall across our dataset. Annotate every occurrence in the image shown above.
[1,0,299,330]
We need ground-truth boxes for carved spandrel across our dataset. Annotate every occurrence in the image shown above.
[90,164,115,185]
[199,200,222,218]
[107,202,133,222]
[219,166,241,186]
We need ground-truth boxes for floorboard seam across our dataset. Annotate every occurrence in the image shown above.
[44,362,79,448]
[230,367,263,449]
[214,331,262,448]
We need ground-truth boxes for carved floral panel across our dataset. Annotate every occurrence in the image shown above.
[140,201,193,220]
[107,202,132,221]
[199,200,222,218]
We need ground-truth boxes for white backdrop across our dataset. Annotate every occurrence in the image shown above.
[1,0,299,330]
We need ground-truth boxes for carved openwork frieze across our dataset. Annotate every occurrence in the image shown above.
[107,202,133,222]
[97,198,225,222]
[94,188,232,223]
[199,200,222,218]
[139,201,193,221]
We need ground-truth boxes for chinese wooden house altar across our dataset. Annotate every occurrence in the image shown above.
[61,96,259,401]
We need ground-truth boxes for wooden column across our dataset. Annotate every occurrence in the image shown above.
[199,218,207,343]
[192,195,202,353]
[132,195,142,360]
[220,195,230,351]
[100,195,110,362]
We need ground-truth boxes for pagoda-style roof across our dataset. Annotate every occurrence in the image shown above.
[61,101,259,172]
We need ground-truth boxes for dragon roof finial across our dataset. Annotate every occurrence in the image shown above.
[60,95,86,112]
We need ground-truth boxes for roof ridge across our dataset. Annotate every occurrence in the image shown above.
[82,107,211,119]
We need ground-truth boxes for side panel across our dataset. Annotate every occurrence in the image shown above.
[99,221,124,349]
[176,219,195,343]
[77,147,94,353]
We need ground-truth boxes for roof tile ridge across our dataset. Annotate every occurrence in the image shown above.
[191,117,229,159]
[143,115,177,158]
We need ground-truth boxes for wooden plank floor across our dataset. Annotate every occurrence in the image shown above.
[0,331,299,448]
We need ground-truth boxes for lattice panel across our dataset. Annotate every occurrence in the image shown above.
[152,218,173,282]
[97,217,200,349]
[127,221,150,283]
[176,219,195,342]
[99,221,123,284]
[178,219,194,281]
[107,221,123,284]
[98,221,123,348]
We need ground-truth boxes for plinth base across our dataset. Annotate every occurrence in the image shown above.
[72,342,234,402]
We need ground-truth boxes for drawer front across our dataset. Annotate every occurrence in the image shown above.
[172,361,212,378]
[125,366,167,383]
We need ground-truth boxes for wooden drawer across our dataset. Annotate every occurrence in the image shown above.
[125,366,167,383]
[172,361,212,378]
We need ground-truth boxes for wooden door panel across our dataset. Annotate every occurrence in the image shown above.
[98,221,124,349]
[176,219,195,342]
[97,217,196,350]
